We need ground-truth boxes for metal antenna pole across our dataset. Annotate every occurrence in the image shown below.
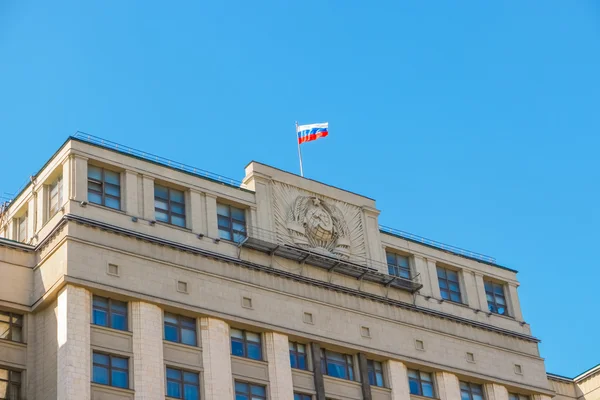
[296,122,304,177]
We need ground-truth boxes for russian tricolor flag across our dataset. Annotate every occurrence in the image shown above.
[297,122,329,144]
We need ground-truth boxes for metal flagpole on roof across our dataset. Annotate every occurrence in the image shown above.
[296,121,304,177]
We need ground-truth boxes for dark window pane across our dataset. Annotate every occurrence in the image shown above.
[297,355,306,370]
[247,343,262,360]
[217,204,230,217]
[172,216,186,227]
[167,381,181,398]
[156,211,169,222]
[155,185,168,199]
[423,382,434,397]
[112,357,128,369]
[450,292,461,302]
[183,371,199,384]
[184,383,199,400]
[112,370,128,388]
[170,190,184,202]
[88,192,102,204]
[231,340,244,357]
[105,197,120,210]
[251,385,266,396]
[111,314,127,331]
[105,185,120,197]
[231,207,245,220]
[219,229,232,240]
[165,325,179,342]
[93,366,109,385]
[376,373,384,387]
[93,353,110,365]
[167,368,181,380]
[181,328,197,346]
[93,309,108,326]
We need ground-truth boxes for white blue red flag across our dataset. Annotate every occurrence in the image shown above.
[297,122,329,144]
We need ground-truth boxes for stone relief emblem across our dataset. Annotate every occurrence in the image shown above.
[272,182,366,261]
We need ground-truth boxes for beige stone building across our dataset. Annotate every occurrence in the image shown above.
[0,134,597,400]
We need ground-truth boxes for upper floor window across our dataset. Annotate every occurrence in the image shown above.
[386,252,411,279]
[235,381,266,400]
[154,185,186,227]
[88,165,121,210]
[49,175,63,217]
[166,367,200,400]
[321,349,354,381]
[16,214,27,242]
[509,394,529,400]
[217,203,246,243]
[231,329,262,360]
[367,360,384,387]
[294,394,312,400]
[0,311,23,343]
[92,352,129,389]
[485,280,507,315]
[92,296,127,331]
[408,369,434,398]
[289,342,307,370]
[460,382,484,400]
[164,313,197,346]
[0,368,21,399]
[437,266,462,303]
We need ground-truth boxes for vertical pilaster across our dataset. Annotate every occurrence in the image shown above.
[310,343,326,400]
[142,176,155,220]
[362,207,385,271]
[462,271,481,309]
[357,353,373,400]
[57,285,91,400]
[27,196,36,241]
[387,360,410,400]
[36,184,46,228]
[72,155,88,202]
[132,301,165,399]
[485,383,509,400]
[436,372,461,400]
[62,155,72,203]
[200,317,233,400]
[124,170,140,216]
[265,332,294,400]
[413,256,432,297]
[507,283,523,320]
[204,193,218,238]
[474,273,490,312]
[189,189,206,234]
[426,259,442,299]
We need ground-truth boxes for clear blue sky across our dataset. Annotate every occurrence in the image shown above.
[1,1,598,378]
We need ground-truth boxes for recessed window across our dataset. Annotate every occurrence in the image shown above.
[16,214,27,242]
[164,313,197,346]
[289,342,307,370]
[166,367,200,399]
[509,394,529,400]
[408,369,435,398]
[217,203,246,243]
[92,296,128,331]
[294,393,312,400]
[437,266,462,303]
[92,352,129,388]
[235,381,266,400]
[0,368,21,399]
[367,360,384,387]
[231,328,262,360]
[460,381,484,400]
[321,349,354,381]
[49,175,63,218]
[484,280,507,315]
[0,311,23,342]
[88,165,121,210]
[154,184,186,227]
[386,252,411,279]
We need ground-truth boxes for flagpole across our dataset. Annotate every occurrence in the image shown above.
[296,121,304,177]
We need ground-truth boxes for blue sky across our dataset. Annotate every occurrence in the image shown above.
[1,1,598,377]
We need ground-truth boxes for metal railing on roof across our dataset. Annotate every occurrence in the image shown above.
[73,132,248,189]
[379,225,496,264]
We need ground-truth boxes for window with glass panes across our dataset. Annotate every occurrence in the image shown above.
[386,252,411,279]
[289,342,307,370]
[231,329,262,360]
[367,360,384,387]
[320,349,354,381]
[92,352,129,388]
[460,382,484,400]
[92,296,128,331]
[88,165,121,209]
[0,311,23,342]
[49,176,63,218]
[408,369,435,397]
[164,313,197,346]
[17,214,27,242]
[166,367,200,400]
[0,368,21,400]
[509,394,529,400]
[485,280,507,315]
[294,393,312,400]
[437,266,462,303]
[154,184,186,227]
[217,203,246,242]
[235,381,266,400]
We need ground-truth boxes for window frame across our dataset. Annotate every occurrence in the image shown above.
[87,165,121,210]
[0,310,23,343]
[164,312,197,346]
[166,366,200,400]
[230,328,262,360]
[154,184,186,227]
[460,381,484,400]
[320,349,355,381]
[92,351,129,389]
[48,175,63,218]
[367,360,385,387]
[408,369,435,398]
[386,251,411,280]
[217,203,247,243]
[294,393,312,400]
[437,266,463,303]
[234,380,267,400]
[16,214,27,242]
[92,296,128,331]
[509,394,529,400]
[0,367,21,399]
[289,342,308,370]
[484,280,508,316]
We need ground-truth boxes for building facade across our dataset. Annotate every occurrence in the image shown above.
[0,135,595,400]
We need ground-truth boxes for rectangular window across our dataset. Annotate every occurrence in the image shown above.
[485,280,508,315]
[460,382,484,400]
[154,184,186,227]
[320,349,354,381]
[386,252,411,279]
[367,360,384,387]
[408,369,435,397]
[289,342,307,370]
[49,175,63,218]
[437,266,462,303]
[164,313,197,346]
[92,352,129,389]
[509,394,529,400]
[0,311,23,343]
[88,165,121,210]
[294,393,312,400]
[166,367,200,400]
[92,296,128,331]
[231,329,262,360]
[217,203,246,243]
[17,214,27,242]
[0,368,21,399]
[235,381,266,400]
